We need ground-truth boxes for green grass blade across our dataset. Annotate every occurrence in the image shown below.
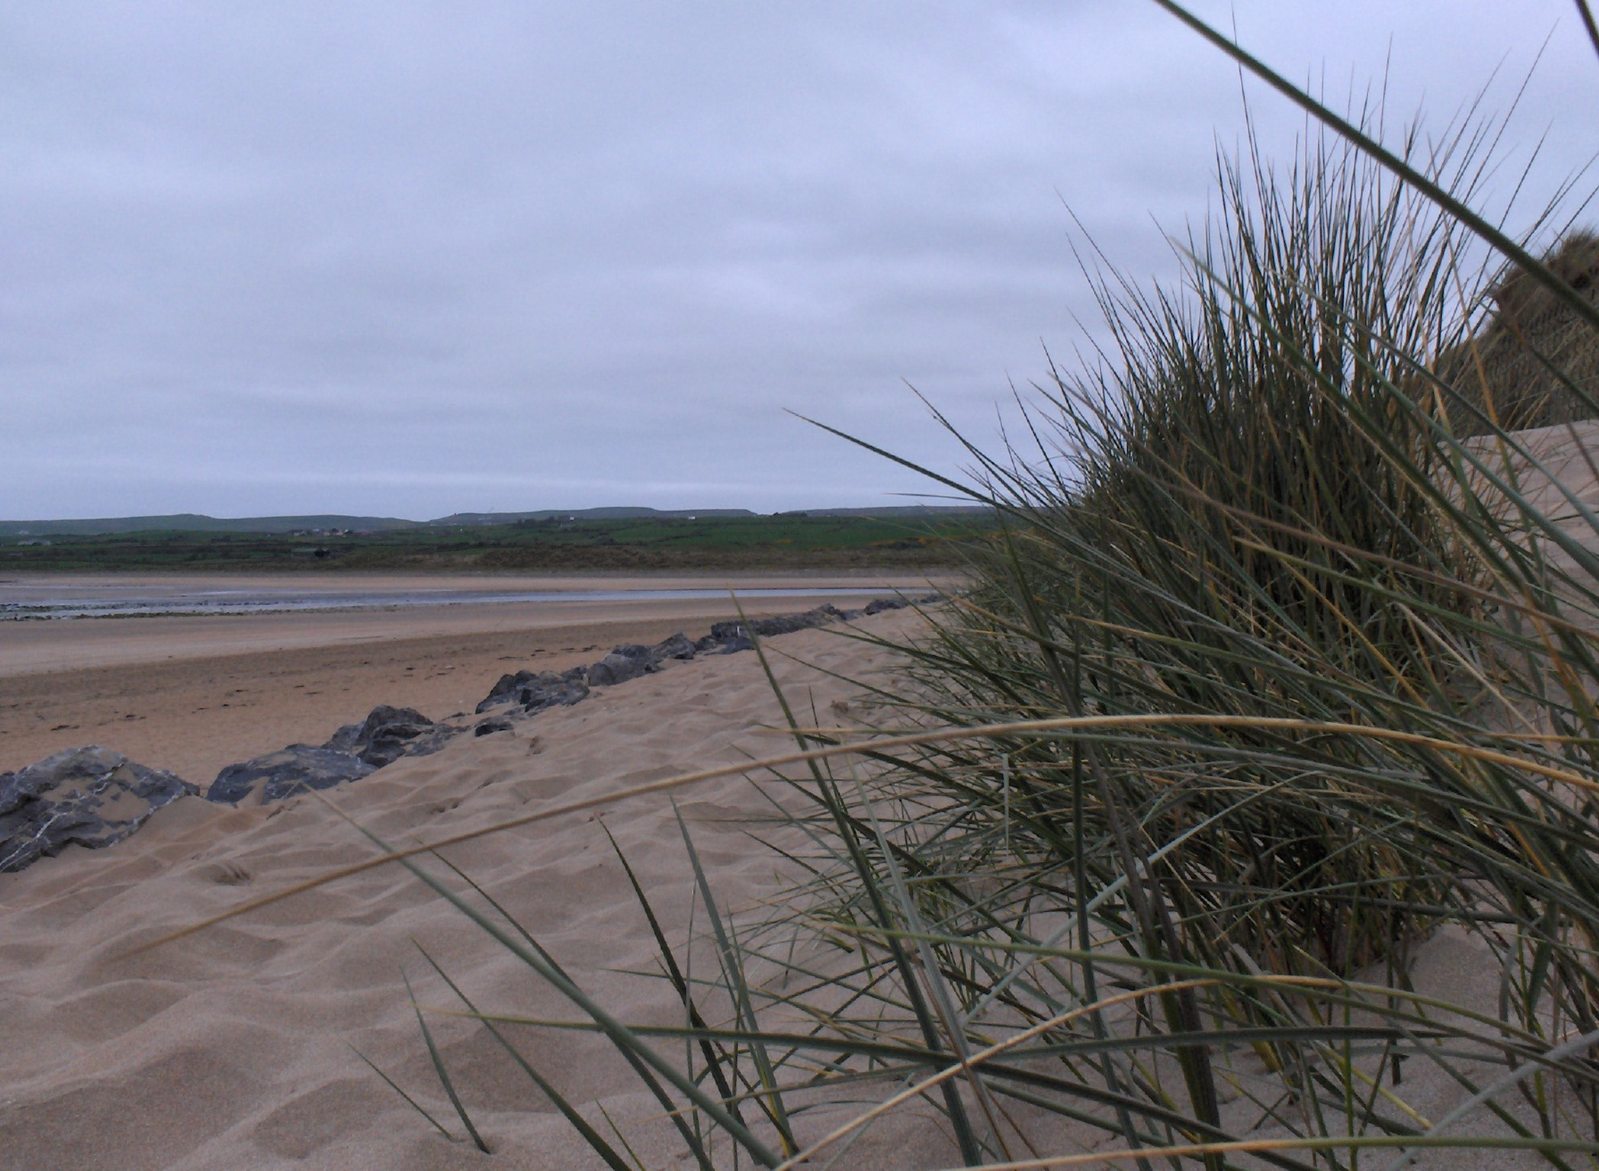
[403,970,490,1154]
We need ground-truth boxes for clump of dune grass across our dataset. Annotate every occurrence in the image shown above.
[919,116,1497,983]
[349,6,1599,1167]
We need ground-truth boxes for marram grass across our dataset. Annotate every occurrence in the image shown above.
[274,7,1599,1168]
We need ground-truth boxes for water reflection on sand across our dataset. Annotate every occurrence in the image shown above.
[0,580,907,621]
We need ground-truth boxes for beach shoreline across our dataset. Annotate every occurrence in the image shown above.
[0,570,953,782]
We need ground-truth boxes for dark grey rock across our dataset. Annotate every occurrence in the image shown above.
[472,596,935,723]
[588,644,655,686]
[707,619,746,643]
[207,745,375,806]
[650,632,697,662]
[863,597,907,615]
[747,604,845,637]
[476,667,590,715]
[701,605,848,653]
[478,669,539,711]
[325,704,452,767]
[0,746,197,873]
[392,724,460,761]
[474,717,514,737]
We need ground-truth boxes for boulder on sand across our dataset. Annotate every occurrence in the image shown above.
[207,745,375,806]
[587,631,702,686]
[476,667,590,715]
[324,704,456,767]
[697,604,850,654]
[587,644,655,686]
[0,746,197,873]
[649,631,697,662]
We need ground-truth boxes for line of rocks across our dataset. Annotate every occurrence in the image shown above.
[0,595,936,873]
[0,748,197,873]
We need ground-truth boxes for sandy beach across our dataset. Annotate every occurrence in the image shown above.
[0,591,946,1169]
[0,571,946,782]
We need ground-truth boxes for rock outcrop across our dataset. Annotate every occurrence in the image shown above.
[696,603,858,652]
[324,704,458,767]
[477,667,591,714]
[650,632,697,662]
[207,745,376,806]
[0,747,197,872]
[10,594,946,865]
[587,644,656,686]
[475,602,938,714]
[208,704,469,804]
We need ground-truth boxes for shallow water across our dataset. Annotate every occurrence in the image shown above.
[0,584,902,621]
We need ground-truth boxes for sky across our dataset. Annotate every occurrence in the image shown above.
[6,3,1598,521]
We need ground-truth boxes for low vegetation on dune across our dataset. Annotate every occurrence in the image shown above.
[296,9,1599,1167]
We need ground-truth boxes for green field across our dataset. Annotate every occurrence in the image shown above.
[0,510,992,572]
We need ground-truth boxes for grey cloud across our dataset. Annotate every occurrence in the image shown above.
[5,2,1595,518]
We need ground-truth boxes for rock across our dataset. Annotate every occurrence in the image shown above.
[392,724,460,761]
[476,667,590,715]
[478,669,539,711]
[0,746,197,873]
[207,745,375,806]
[588,644,655,686]
[473,596,938,717]
[650,632,697,662]
[700,605,848,654]
[206,705,461,808]
[747,604,845,637]
[474,717,514,737]
[325,704,453,767]
[707,619,747,644]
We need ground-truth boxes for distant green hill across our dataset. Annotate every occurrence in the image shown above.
[0,513,421,537]
[0,504,987,538]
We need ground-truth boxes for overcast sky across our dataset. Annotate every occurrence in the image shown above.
[6,3,1597,520]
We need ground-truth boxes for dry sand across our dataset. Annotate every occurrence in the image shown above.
[0,600,951,1169]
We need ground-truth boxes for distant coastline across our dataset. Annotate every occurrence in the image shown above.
[0,503,990,537]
